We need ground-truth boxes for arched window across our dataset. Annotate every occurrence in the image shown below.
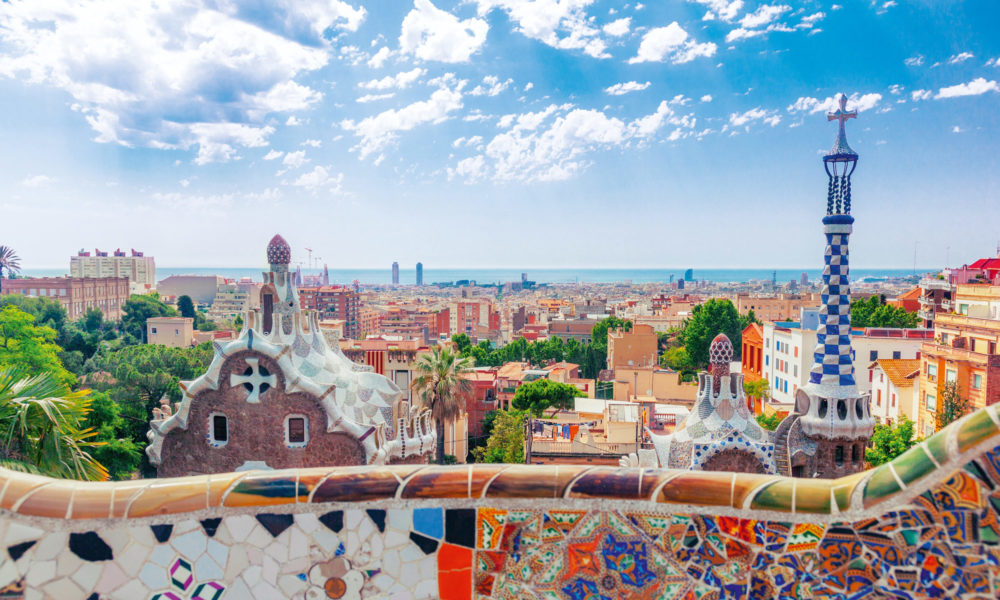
[835,445,844,467]
[209,413,228,447]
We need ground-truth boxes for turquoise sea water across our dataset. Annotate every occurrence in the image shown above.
[20,267,934,286]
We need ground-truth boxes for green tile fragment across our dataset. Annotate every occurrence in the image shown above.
[863,465,902,508]
[957,409,999,453]
[749,480,794,513]
[891,445,936,486]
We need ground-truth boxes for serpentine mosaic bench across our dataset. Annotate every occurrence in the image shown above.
[3,405,1000,599]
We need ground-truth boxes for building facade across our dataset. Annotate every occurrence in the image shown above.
[299,286,361,339]
[70,248,156,292]
[1,276,129,320]
[736,293,819,322]
[147,317,194,347]
[606,323,658,370]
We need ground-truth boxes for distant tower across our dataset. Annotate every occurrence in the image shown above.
[772,270,777,286]
[416,262,423,286]
[392,261,399,285]
[683,268,694,282]
[322,264,329,286]
[775,94,874,479]
[521,272,527,284]
[801,272,808,286]
[295,264,302,287]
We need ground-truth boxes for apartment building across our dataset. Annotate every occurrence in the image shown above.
[299,286,361,339]
[1,276,130,320]
[735,293,819,322]
[606,323,658,370]
[71,248,155,293]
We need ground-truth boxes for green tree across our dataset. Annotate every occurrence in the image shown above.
[866,417,917,467]
[472,409,527,463]
[0,294,67,332]
[850,295,918,328]
[83,307,104,333]
[233,314,244,330]
[451,333,473,355]
[511,378,583,416]
[177,295,196,320]
[756,412,783,431]
[0,306,75,387]
[84,391,143,480]
[682,299,745,368]
[590,316,632,351]
[743,378,771,402]
[0,246,21,280]
[0,368,107,480]
[660,346,695,373]
[121,294,178,343]
[411,347,473,465]
[936,381,972,431]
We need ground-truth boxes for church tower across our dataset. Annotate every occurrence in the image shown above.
[775,94,875,478]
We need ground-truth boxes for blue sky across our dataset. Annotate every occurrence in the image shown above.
[1,0,998,270]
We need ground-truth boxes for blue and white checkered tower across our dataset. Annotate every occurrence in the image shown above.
[793,94,874,476]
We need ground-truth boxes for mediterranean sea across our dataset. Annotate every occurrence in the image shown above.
[20,267,933,286]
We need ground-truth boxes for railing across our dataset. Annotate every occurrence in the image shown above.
[919,278,953,291]
[530,440,640,455]
[918,309,934,321]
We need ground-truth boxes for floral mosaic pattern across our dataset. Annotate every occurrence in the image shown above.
[2,406,1000,598]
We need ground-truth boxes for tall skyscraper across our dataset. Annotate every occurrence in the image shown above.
[392,261,399,285]
[416,262,423,285]
[774,94,874,479]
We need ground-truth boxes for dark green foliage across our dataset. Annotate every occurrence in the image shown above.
[681,299,749,368]
[472,409,526,463]
[866,417,917,467]
[850,295,918,329]
[84,391,142,480]
[120,294,177,343]
[936,381,971,431]
[756,412,783,431]
[511,378,584,416]
[177,295,196,320]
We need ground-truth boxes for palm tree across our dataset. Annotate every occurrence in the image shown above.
[0,368,108,481]
[411,346,473,465]
[0,246,20,280]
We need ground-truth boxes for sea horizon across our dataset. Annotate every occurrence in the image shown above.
[18,266,938,286]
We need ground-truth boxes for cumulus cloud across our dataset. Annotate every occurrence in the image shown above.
[604,81,651,95]
[448,100,697,182]
[342,77,465,160]
[602,17,631,37]
[358,68,426,91]
[286,116,303,126]
[21,174,55,188]
[263,149,284,160]
[291,166,343,191]
[700,94,713,102]
[0,0,362,164]
[947,52,974,64]
[987,57,1000,67]
[629,23,716,64]
[689,0,744,22]
[281,150,309,170]
[470,75,513,96]
[728,107,780,128]
[357,93,395,103]
[738,4,789,28]
[911,89,932,101]
[787,92,882,114]
[301,139,322,148]
[368,46,393,68]
[904,55,925,67]
[400,0,488,63]
[935,77,999,99]
[476,0,610,59]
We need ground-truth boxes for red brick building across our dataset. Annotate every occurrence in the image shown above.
[299,286,361,339]
[1,276,129,320]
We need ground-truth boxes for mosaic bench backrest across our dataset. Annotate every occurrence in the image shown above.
[3,405,1000,599]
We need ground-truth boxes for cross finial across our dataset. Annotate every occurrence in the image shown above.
[827,93,857,129]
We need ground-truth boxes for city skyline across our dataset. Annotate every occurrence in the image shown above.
[2,0,999,270]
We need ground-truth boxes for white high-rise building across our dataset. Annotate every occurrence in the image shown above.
[70,248,156,293]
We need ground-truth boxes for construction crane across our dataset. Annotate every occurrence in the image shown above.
[304,247,313,270]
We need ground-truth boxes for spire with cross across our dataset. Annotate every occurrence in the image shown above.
[822,93,859,216]
[826,94,858,160]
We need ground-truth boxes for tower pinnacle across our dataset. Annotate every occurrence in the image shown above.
[822,94,859,217]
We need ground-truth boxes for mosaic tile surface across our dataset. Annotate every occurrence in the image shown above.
[2,405,1000,598]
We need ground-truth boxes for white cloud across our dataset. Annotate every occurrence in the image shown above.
[952,125,963,133]
[0,0,361,163]
[357,93,395,103]
[602,17,631,37]
[700,94,713,102]
[452,135,483,148]
[263,149,284,160]
[301,139,321,148]
[911,89,932,101]
[728,107,780,128]
[948,52,974,64]
[935,77,999,99]
[476,0,610,59]
[179,178,190,187]
[904,55,924,67]
[282,150,309,169]
[449,100,696,182]
[629,22,716,64]
[799,12,825,26]
[291,166,343,191]
[470,75,513,96]
[786,92,882,114]
[400,0,489,63]
[368,46,393,68]
[286,116,302,126]
[739,4,789,28]
[888,84,904,95]
[358,68,426,91]
[877,0,897,13]
[342,79,465,160]
[21,174,54,188]
[688,0,744,22]
[524,82,534,91]
[604,81,650,95]
[987,57,1000,67]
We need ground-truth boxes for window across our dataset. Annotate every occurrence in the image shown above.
[765,355,769,366]
[926,393,937,412]
[973,374,983,390]
[892,351,901,359]
[284,415,309,447]
[876,390,881,407]
[151,327,157,334]
[209,413,228,446]
[869,350,878,361]
[851,444,859,464]
[945,369,957,383]
[891,393,896,407]
[927,364,938,382]
[835,445,844,467]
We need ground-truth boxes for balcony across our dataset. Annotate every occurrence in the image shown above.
[940,300,953,311]
[918,309,935,322]
[530,440,640,456]
[920,278,953,292]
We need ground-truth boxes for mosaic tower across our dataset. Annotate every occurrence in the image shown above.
[775,95,875,478]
